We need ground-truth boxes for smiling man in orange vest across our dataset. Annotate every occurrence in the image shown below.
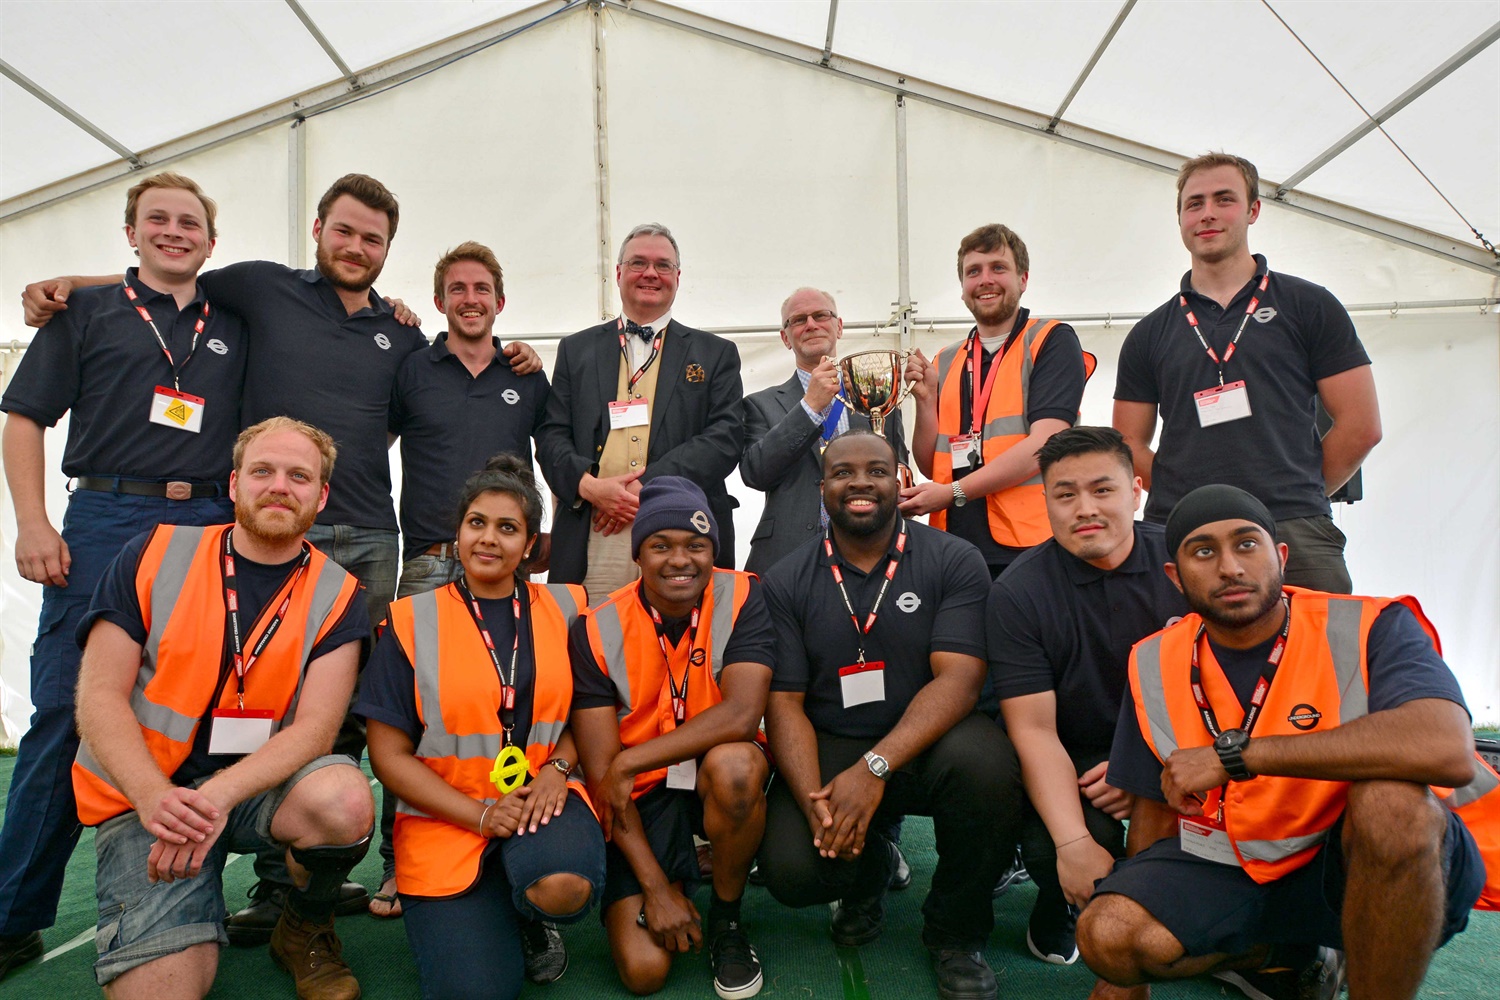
[1076,485,1495,1000]
[71,417,375,1000]
[901,224,1096,580]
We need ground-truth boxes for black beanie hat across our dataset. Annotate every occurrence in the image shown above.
[631,476,719,557]
[1165,484,1277,560]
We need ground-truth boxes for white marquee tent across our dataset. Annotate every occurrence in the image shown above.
[2,0,1498,743]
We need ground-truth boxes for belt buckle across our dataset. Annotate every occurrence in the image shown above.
[165,481,193,501]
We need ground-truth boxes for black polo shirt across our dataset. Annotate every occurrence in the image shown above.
[199,262,427,531]
[763,519,990,739]
[945,309,1088,573]
[1,269,246,481]
[1114,255,1370,523]
[389,333,550,562]
[987,522,1189,759]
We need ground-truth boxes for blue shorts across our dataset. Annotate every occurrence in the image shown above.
[1093,805,1484,957]
[91,755,355,986]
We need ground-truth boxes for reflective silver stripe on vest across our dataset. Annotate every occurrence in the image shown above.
[1132,634,1178,759]
[543,584,580,627]
[709,573,737,683]
[397,794,497,820]
[1448,756,1500,810]
[409,588,504,760]
[529,718,566,749]
[282,563,354,729]
[1325,598,1368,724]
[1016,320,1041,434]
[592,602,633,722]
[1236,829,1327,863]
[140,526,207,692]
[75,741,110,783]
[129,690,200,743]
[934,344,961,392]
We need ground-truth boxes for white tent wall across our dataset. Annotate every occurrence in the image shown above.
[3,3,1498,742]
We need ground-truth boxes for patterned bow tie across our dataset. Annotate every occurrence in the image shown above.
[625,320,655,340]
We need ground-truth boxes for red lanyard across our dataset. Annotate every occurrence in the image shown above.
[649,602,700,724]
[964,329,1006,435]
[1188,594,1291,740]
[617,319,664,393]
[221,530,310,710]
[455,578,524,746]
[1177,272,1270,388]
[825,522,906,664]
[123,279,209,392]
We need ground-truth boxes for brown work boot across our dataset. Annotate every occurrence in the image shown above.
[269,906,361,1000]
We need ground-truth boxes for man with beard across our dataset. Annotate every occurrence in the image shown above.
[900,224,1094,580]
[1113,153,1381,593]
[0,173,243,979]
[1077,485,1491,1000]
[71,417,374,1000]
[987,428,1188,968]
[759,430,1024,1000]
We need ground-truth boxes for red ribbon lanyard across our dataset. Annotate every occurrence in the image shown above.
[1177,271,1271,388]
[221,530,310,710]
[123,279,209,392]
[965,330,1006,436]
[455,578,524,746]
[649,603,700,725]
[1189,594,1291,741]
[616,319,665,393]
[824,522,906,664]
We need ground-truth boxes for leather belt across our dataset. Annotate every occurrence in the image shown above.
[73,477,227,501]
[422,542,459,559]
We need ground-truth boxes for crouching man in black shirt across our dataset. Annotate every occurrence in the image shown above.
[759,431,1024,1000]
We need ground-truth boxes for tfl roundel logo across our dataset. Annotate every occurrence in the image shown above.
[690,511,712,534]
[1286,704,1322,731]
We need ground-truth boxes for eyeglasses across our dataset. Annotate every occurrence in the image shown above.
[622,258,679,274]
[783,310,837,330]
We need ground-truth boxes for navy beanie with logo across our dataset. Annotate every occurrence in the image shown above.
[631,476,719,557]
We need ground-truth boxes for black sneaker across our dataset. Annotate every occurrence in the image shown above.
[0,932,43,981]
[1025,902,1079,965]
[927,947,997,1000]
[889,842,913,891]
[709,919,763,999]
[830,890,886,947]
[1213,946,1346,1000]
[520,918,568,985]
[991,846,1031,899]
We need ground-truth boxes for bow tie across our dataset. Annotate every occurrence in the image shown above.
[625,320,656,340]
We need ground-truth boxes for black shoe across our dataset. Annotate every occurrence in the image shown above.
[0,932,43,981]
[927,947,997,1000]
[888,842,912,891]
[747,861,766,886]
[709,919,763,999]
[226,881,371,946]
[1024,902,1079,965]
[1213,946,1346,1000]
[991,847,1031,898]
[830,890,886,947]
[520,918,568,985]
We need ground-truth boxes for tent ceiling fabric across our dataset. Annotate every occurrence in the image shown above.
[1,0,1497,261]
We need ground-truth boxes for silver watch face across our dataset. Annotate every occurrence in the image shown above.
[865,752,889,777]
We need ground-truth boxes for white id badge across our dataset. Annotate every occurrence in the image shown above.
[666,758,698,790]
[1178,816,1241,866]
[208,709,274,755]
[948,433,979,468]
[839,660,886,708]
[1194,380,1252,428]
[149,386,206,434]
[608,399,650,429]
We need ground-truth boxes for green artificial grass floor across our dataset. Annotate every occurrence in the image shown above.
[2,754,1495,998]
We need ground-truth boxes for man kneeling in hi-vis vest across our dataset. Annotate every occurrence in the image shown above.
[570,477,778,1000]
[73,417,374,1000]
[1077,485,1498,1000]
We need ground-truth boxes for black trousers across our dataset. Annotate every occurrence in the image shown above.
[758,714,1023,950]
[1016,748,1127,927]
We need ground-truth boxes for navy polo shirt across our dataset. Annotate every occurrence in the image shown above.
[389,333,550,562]
[199,262,427,531]
[987,521,1189,759]
[1,269,246,481]
[1115,255,1371,523]
[945,309,1088,572]
[763,519,990,739]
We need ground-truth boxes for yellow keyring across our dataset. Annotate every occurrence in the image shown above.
[490,744,531,795]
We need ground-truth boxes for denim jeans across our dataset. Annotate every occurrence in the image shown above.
[396,553,463,601]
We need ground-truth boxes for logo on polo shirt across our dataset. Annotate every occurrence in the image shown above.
[374,333,392,350]
[896,592,921,613]
[1287,704,1322,730]
[206,338,228,355]
[502,389,520,405]
[1253,307,1278,324]
[690,511,711,534]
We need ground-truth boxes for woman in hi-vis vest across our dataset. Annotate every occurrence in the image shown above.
[355,455,605,1000]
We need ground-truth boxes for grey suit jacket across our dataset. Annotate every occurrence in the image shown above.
[740,372,908,576]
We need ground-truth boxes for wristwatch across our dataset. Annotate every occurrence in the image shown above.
[1213,729,1252,782]
[546,757,573,777]
[863,751,890,781]
[951,483,969,508]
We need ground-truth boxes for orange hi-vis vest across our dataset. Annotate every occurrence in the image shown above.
[929,319,1096,547]
[385,581,588,898]
[73,524,360,827]
[1129,588,1500,903]
[582,569,758,798]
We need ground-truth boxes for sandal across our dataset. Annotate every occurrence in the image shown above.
[368,878,403,919]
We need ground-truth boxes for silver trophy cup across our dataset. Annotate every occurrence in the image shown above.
[835,349,912,437]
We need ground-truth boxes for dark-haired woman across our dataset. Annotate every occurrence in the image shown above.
[354,455,605,1000]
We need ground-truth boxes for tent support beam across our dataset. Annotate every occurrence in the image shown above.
[894,91,913,350]
[592,2,615,322]
[1047,0,1135,132]
[288,119,308,267]
[0,58,139,165]
[1276,20,1500,194]
[284,0,358,84]
[820,0,839,68]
